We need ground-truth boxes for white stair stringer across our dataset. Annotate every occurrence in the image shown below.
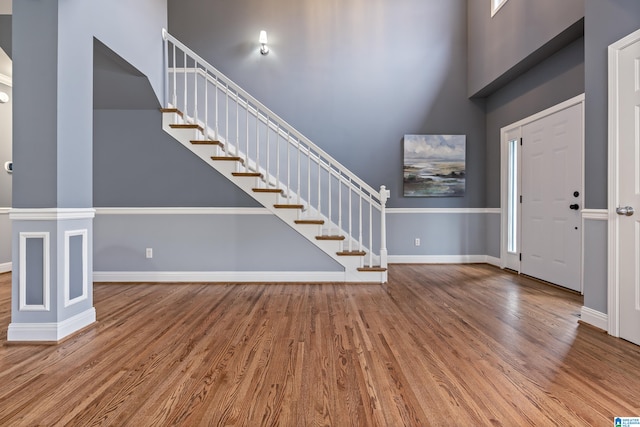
[161,111,386,283]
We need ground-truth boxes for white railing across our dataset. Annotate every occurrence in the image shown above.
[162,30,388,269]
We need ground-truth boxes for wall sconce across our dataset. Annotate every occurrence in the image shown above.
[259,30,269,55]
[0,91,8,104]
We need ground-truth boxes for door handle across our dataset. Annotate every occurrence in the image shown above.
[569,204,580,210]
[616,206,635,216]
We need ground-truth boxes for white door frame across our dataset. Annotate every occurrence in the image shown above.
[500,94,586,278]
[607,28,640,338]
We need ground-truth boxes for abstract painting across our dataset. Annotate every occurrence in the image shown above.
[403,134,466,197]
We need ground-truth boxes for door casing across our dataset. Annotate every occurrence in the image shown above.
[500,94,585,290]
[607,28,640,338]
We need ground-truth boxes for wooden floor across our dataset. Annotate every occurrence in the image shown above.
[1,265,639,426]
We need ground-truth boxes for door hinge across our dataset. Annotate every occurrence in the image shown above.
[520,138,523,146]
[520,195,522,203]
[519,253,522,261]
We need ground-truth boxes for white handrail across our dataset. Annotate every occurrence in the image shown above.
[162,29,388,267]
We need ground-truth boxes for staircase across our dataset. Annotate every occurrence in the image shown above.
[161,30,389,283]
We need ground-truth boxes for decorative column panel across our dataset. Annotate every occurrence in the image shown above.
[8,1,96,342]
[8,210,95,341]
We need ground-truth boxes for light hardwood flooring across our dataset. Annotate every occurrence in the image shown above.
[1,264,640,426]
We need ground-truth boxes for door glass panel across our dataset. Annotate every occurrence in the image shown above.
[508,139,518,253]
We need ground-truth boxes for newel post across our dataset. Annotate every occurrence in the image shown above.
[379,185,390,268]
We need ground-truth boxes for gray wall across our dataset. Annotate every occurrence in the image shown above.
[94,213,341,272]
[12,0,167,208]
[168,0,486,209]
[0,14,10,58]
[93,109,259,208]
[584,0,640,209]
[468,0,584,97]
[583,219,607,313]
[485,37,585,207]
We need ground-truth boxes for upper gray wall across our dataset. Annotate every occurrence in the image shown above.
[584,0,640,209]
[468,0,584,97]
[485,37,585,207]
[12,0,167,208]
[0,15,11,59]
[169,0,486,208]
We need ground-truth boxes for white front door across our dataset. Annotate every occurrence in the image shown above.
[612,31,640,346]
[520,104,583,291]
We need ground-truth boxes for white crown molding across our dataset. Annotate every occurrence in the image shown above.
[94,207,270,215]
[10,208,96,221]
[389,255,500,266]
[0,73,12,88]
[580,306,608,331]
[7,307,96,342]
[0,262,11,273]
[581,209,608,221]
[93,271,346,283]
[387,208,501,214]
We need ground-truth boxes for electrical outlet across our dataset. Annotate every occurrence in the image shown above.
[414,238,421,247]
[146,248,153,259]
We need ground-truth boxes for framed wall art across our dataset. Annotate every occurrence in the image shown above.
[403,134,466,197]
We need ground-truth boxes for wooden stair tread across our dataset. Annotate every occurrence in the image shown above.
[253,188,283,194]
[160,108,183,115]
[211,156,244,163]
[357,266,387,272]
[337,250,366,256]
[170,123,203,131]
[274,204,304,209]
[316,235,346,241]
[232,172,263,178]
[191,140,222,145]
[295,219,325,225]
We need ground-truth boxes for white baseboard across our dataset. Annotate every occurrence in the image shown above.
[0,262,11,273]
[580,306,608,331]
[389,255,499,265]
[7,307,96,342]
[94,271,346,283]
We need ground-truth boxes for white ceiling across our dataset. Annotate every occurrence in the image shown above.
[0,0,11,15]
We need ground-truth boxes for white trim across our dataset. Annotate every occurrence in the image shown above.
[7,308,96,342]
[0,262,11,273]
[581,209,608,221]
[500,93,585,272]
[607,28,640,338]
[93,271,346,283]
[0,73,11,88]
[10,208,96,221]
[19,232,50,311]
[0,207,10,215]
[388,255,498,265]
[94,207,270,215]
[580,306,608,331]
[387,208,500,214]
[64,229,89,308]
[491,0,509,17]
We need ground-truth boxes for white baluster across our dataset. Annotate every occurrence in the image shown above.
[183,51,187,115]
[379,185,389,269]
[369,193,373,268]
[172,44,177,107]
[193,61,198,126]
[297,138,301,205]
